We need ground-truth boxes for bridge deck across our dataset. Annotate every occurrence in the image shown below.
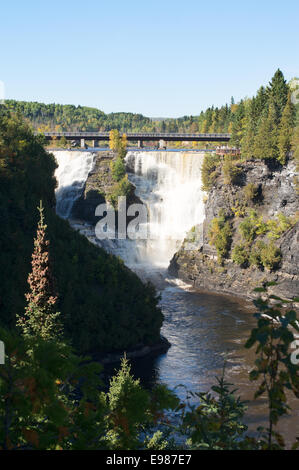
[40,132,231,142]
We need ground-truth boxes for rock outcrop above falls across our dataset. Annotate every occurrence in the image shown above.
[169,159,299,300]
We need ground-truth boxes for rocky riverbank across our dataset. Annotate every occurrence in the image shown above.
[169,158,299,301]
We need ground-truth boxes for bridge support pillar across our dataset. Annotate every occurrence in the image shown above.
[137,140,143,148]
[91,139,99,148]
[80,138,85,148]
[159,139,166,149]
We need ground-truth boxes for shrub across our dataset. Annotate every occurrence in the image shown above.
[111,157,126,182]
[249,241,265,268]
[232,244,249,267]
[260,242,282,270]
[222,157,242,185]
[243,183,259,203]
[201,153,220,191]
[239,217,257,242]
[108,175,134,207]
[266,213,295,239]
[209,211,232,264]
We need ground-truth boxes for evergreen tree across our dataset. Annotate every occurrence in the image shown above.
[241,101,256,159]
[254,100,278,159]
[267,69,289,124]
[277,92,296,164]
[16,201,62,340]
[230,100,245,147]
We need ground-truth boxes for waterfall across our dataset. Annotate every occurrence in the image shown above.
[53,149,205,272]
[53,150,96,218]
[125,151,205,268]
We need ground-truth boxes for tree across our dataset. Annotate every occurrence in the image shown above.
[245,285,299,449]
[267,69,289,124]
[277,92,296,164]
[254,100,278,159]
[16,201,62,341]
[109,129,120,151]
[230,100,245,148]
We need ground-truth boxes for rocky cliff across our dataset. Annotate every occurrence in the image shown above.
[169,158,299,300]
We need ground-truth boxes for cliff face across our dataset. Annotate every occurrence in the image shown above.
[169,159,299,300]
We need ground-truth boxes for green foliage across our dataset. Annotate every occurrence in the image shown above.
[243,183,259,203]
[110,157,126,182]
[277,92,296,164]
[246,286,299,448]
[108,175,134,208]
[180,365,248,450]
[222,157,242,185]
[201,153,220,191]
[209,211,232,263]
[232,244,249,267]
[259,242,282,270]
[239,215,258,242]
[105,357,179,450]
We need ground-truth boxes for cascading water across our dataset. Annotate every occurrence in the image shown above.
[125,151,206,268]
[53,149,205,272]
[53,150,96,218]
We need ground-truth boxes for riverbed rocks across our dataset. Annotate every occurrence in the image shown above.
[169,159,299,300]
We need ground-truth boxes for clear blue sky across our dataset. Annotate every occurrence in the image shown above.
[1,0,298,117]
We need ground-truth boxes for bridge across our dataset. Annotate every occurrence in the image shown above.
[40,131,231,148]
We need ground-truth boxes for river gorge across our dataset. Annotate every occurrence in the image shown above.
[53,148,299,445]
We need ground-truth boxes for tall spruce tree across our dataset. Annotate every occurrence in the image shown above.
[241,101,256,159]
[17,201,62,340]
[254,100,278,159]
[277,92,296,164]
[230,100,246,147]
[267,69,289,124]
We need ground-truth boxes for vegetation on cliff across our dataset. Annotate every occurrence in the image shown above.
[0,107,163,353]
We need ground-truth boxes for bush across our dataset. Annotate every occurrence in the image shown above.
[239,217,257,242]
[111,157,126,182]
[209,211,232,264]
[243,183,259,203]
[108,175,134,207]
[232,244,249,267]
[260,242,282,270]
[222,157,242,185]
[201,153,220,191]
[249,241,265,268]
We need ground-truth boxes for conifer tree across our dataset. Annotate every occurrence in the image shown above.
[267,69,288,124]
[277,92,296,164]
[241,101,256,159]
[230,100,246,148]
[254,101,278,159]
[17,201,62,340]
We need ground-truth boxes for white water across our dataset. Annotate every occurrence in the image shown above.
[53,150,205,270]
[125,151,206,267]
[53,151,96,218]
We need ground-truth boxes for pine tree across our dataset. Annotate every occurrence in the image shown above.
[230,100,245,148]
[17,201,62,340]
[267,69,288,124]
[254,101,278,159]
[241,101,256,159]
[277,92,296,164]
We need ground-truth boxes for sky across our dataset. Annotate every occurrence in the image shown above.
[1,0,298,117]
